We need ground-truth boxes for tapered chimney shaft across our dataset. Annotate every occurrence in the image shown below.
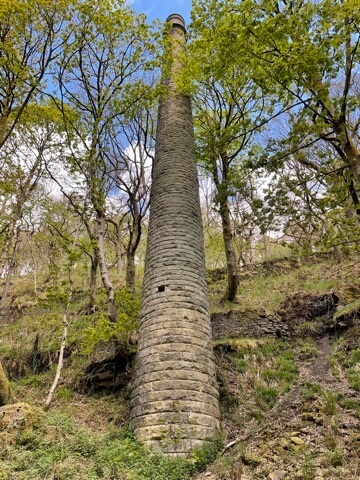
[130,14,220,456]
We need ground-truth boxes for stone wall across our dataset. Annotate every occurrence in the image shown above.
[129,14,220,455]
[211,310,290,340]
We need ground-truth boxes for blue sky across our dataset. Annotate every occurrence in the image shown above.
[128,0,192,24]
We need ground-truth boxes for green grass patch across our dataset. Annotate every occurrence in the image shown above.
[1,410,222,480]
[329,341,360,391]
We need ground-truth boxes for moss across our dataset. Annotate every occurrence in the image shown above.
[0,361,11,406]
[0,402,41,447]
[334,299,360,322]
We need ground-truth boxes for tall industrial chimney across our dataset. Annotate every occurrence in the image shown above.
[130,13,220,456]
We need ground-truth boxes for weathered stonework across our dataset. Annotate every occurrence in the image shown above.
[130,14,221,455]
[211,310,290,340]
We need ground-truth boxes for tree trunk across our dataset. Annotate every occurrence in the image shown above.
[30,245,38,296]
[348,180,360,217]
[124,196,142,291]
[333,121,360,185]
[333,246,343,263]
[310,76,360,185]
[1,227,20,308]
[0,111,9,148]
[97,214,117,323]
[0,361,11,406]
[126,250,136,291]
[89,255,98,313]
[263,233,271,259]
[0,222,15,279]
[219,197,239,302]
[115,223,123,280]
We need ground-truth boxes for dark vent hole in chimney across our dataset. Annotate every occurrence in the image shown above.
[158,285,166,292]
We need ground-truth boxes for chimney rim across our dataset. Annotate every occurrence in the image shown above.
[166,13,186,31]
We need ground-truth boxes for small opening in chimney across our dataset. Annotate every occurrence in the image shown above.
[158,285,165,292]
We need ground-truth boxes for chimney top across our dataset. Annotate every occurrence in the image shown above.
[166,13,186,32]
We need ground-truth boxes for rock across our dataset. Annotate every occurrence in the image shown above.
[240,452,262,466]
[300,412,317,422]
[279,438,290,449]
[268,471,287,480]
[0,362,11,406]
[291,436,305,445]
[0,402,40,446]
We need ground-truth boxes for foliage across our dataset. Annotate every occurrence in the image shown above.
[81,288,141,354]
[330,341,360,391]
[0,409,221,480]
[189,0,360,263]
[0,0,76,148]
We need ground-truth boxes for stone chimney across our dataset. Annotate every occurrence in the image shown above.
[130,13,220,456]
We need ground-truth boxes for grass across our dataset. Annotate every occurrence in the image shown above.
[2,253,360,480]
[329,340,360,391]
[0,409,221,480]
[217,337,299,427]
[208,255,346,313]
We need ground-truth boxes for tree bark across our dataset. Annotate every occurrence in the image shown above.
[44,315,68,411]
[0,110,9,147]
[263,233,271,259]
[97,214,117,323]
[333,246,343,263]
[126,250,136,291]
[0,222,15,279]
[89,254,98,313]
[115,222,123,280]
[1,227,20,308]
[219,197,239,302]
[333,121,360,185]
[125,198,142,291]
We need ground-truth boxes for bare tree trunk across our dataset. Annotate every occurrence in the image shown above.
[27,239,38,296]
[263,233,271,259]
[126,250,136,291]
[334,121,360,184]
[219,198,238,302]
[0,110,9,148]
[44,315,68,411]
[333,246,343,263]
[1,228,20,308]
[97,214,117,323]
[89,255,98,313]
[116,233,123,279]
[348,180,360,217]
[0,222,15,279]
[125,202,142,291]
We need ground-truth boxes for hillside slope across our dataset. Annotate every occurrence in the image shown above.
[0,254,359,479]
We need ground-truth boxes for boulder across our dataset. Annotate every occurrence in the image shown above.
[0,402,40,446]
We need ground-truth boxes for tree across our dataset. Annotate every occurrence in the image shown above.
[0,0,74,149]
[54,0,157,321]
[190,0,360,263]
[106,107,155,290]
[193,0,360,185]
[0,103,66,305]
[187,8,301,299]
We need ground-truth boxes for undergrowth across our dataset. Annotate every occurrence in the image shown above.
[0,410,221,480]
[1,253,359,480]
